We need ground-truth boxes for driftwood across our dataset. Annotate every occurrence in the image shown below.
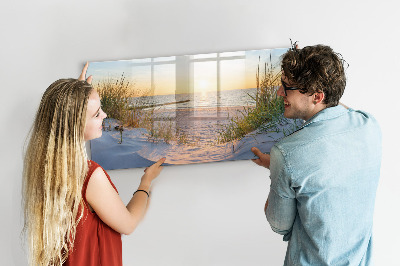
[129,100,191,110]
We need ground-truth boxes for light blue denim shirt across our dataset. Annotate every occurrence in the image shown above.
[266,105,382,266]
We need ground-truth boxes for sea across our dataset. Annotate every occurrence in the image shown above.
[130,88,261,110]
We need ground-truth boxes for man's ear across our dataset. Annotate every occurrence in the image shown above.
[313,92,325,104]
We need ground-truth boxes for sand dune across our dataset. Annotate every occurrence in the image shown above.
[90,107,301,170]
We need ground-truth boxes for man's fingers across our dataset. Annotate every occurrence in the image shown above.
[251,158,262,166]
[251,147,263,157]
[78,62,89,81]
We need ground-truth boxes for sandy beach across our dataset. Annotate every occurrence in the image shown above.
[90,106,301,170]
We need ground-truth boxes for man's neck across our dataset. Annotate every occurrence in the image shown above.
[304,104,327,121]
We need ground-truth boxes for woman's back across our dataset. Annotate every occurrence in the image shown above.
[64,160,122,266]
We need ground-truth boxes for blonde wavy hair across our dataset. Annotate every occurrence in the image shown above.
[23,79,93,265]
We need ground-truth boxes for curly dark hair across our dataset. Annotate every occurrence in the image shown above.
[281,44,347,107]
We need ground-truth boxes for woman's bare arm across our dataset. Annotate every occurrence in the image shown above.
[86,158,165,235]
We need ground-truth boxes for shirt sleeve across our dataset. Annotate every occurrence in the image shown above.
[266,145,297,241]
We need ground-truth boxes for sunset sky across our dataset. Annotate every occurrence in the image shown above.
[87,48,288,97]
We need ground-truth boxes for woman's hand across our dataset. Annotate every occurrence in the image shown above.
[78,62,93,84]
[141,158,166,186]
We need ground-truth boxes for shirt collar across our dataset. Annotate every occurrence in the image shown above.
[300,105,349,129]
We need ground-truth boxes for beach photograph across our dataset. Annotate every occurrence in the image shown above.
[87,48,302,170]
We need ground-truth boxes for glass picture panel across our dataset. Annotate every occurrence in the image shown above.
[87,48,302,170]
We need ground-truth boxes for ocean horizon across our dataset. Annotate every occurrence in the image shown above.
[129,87,267,110]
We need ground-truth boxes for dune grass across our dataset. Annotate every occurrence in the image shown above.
[217,54,300,144]
[96,73,132,120]
[94,74,189,144]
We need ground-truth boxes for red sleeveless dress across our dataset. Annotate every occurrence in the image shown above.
[64,160,122,266]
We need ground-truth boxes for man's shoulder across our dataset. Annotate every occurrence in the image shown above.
[348,109,380,128]
[275,107,381,157]
[273,129,310,159]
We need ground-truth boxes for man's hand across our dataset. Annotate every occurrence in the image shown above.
[251,147,271,169]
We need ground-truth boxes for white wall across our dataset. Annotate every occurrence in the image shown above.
[1,0,399,265]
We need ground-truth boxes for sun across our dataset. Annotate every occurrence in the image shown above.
[198,79,209,91]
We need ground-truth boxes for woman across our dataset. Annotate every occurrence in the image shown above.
[22,63,165,265]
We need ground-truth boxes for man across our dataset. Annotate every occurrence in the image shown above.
[251,44,381,265]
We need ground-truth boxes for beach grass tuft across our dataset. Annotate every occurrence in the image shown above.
[94,74,191,144]
[217,53,298,144]
[95,73,136,122]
